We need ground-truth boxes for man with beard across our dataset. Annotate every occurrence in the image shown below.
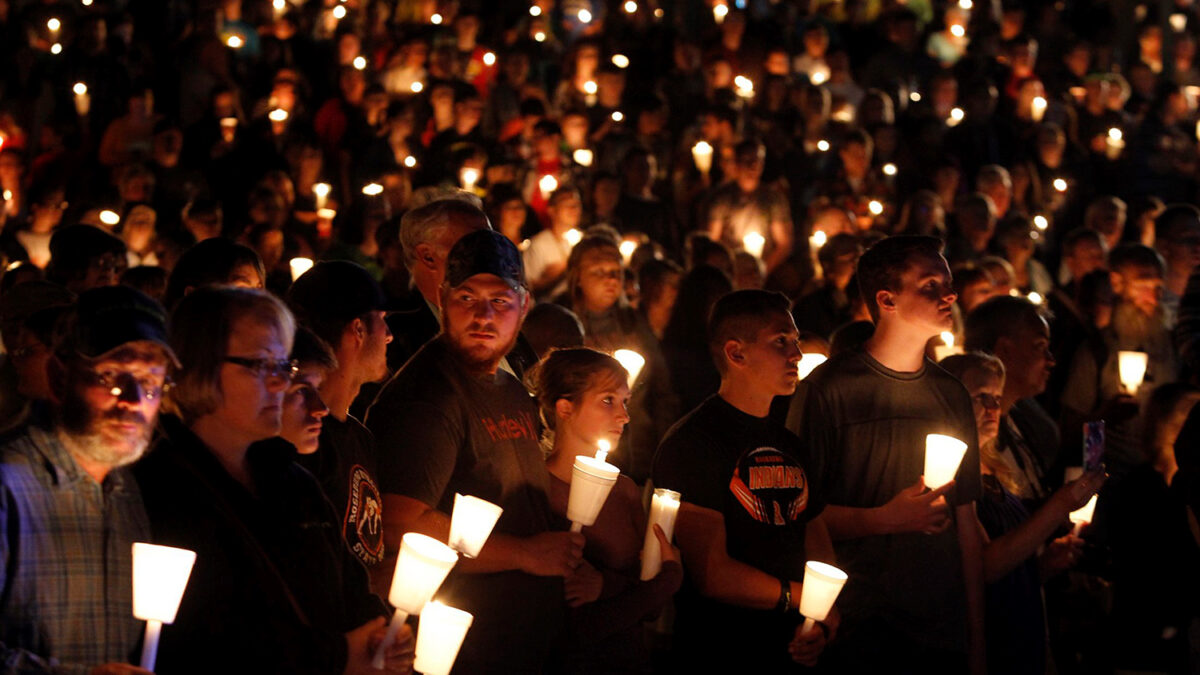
[1061,244,1178,478]
[287,261,393,575]
[367,229,583,673]
[964,295,1061,506]
[0,286,175,672]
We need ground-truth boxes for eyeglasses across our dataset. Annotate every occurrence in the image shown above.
[973,393,1002,411]
[224,356,298,381]
[84,369,171,401]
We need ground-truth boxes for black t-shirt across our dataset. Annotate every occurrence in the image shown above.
[802,347,982,653]
[294,414,385,568]
[366,338,562,674]
[652,395,823,671]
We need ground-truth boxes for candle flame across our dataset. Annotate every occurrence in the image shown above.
[941,331,954,348]
[73,82,87,95]
[596,439,611,462]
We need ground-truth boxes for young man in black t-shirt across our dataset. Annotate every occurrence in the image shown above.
[802,235,986,674]
[653,289,836,672]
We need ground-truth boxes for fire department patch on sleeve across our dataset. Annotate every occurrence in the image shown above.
[345,464,385,565]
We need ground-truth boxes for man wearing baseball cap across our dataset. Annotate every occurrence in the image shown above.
[0,286,175,672]
[287,260,393,574]
[368,229,582,673]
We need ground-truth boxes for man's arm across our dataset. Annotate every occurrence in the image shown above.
[821,479,955,541]
[957,502,987,675]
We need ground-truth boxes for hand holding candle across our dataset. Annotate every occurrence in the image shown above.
[132,543,198,672]
[373,533,459,669]
[640,488,681,580]
[924,434,968,490]
[797,561,848,634]
[567,455,619,533]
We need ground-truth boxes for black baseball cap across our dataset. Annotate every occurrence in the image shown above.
[287,260,388,324]
[62,286,177,365]
[444,229,525,291]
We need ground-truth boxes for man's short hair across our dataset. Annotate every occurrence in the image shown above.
[398,197,489,270]
[856,235,944,322]
[1154,203,1200,244]
[1108,243,1166,276]
[167,287,295,424]
[963,295,1044,352]
[291,325,338,371]
[1062,227,1106,256]
[975,165,1012,191]
[707,289,791,374]
[548,185,581,207]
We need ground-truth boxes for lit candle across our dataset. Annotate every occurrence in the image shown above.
[47,17,61,35]
[947,107,964,126]
[563,228,582,247]
[268,108,289,135]
[220,117,237,143]
[316,208,337,238]
[595,439,611,463]
[882,163,897,177]
[226,34,244,49]
[613,348,645,387]
[1033,214,1049,231]
[1069,494,1097,534]
[868,199,884,216]
[459,167,480,192]
[810,230,827,250]
[743,231,766,259]
[362,182,384,196]
[577,8,592,23]
[352,55,367,70]
[99,209,120,227]
[1031,96,1047,122]
[816,139,831,152]
[1053,177,1068,193]
[933,331,963,362]
[50,43,62,55]
[624,0,638,13]
[1027,291,1043,305]
[1117,350,1148,395]
[411,81,424,94]
[583,80,598,107]
[404,155,418,168]
[713,2,728,23]
[313,182,331,210]
[448,493,503,558]
[691,141,714,175]
[567,455,620,532]
[132,543,197,672]
[924,433,968,489]
[797,353,827,380]
[612,54,630,68]
[949,24,966,38]
[431,12,443,24]
[373,533,459,668]
[734,75,754,99]
[640,488,681,580]
[273,0,287,19]
[412,602,474,675]
[1170,12,1187,31]
[810,65,830,85]
[483,51,496,66]
[538,174,558,200]
[332,4,346,19]
[797,561,848,634]
[530,5,542,16]
[618,238,637,264]
[534,30,547,42]
[573,148,594,167]
[289,257,314,281]
[611,111,624,123]
[72,82,90,116]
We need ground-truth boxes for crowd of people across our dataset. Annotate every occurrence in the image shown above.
[1,0,1200,673]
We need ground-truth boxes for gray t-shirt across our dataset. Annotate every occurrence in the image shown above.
[801,348,982,653]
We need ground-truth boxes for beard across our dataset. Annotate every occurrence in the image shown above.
[448,324,519,376]
[1112,300,1167,346]
[58,388,154,470]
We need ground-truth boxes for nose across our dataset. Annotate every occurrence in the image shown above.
[616,405,631,425]
[384,322,394,344]
[473,301,496,321]
[942,287,958,305]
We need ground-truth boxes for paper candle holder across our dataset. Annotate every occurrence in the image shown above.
[797,353,827,381]
[798,560,848,631]
[448,494,503,559]
[924,434,967,489]
[289,257,314,282]
[132,543,197,672]
[413,601,474,675]
[374,533,460,668]
[613,349,645,388]
[1117,351,1148,395]
[567,456,619,532]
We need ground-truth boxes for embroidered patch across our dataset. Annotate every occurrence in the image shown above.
[345,464,384,565]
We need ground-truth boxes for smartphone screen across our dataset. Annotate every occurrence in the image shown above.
[1083,421,1105,473]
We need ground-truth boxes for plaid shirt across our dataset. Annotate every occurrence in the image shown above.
[0,424,149,674]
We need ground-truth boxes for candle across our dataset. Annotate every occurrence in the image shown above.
[868,199,884,216]
[413,602,474,675]
[268,108,289,135]
[47,17,61,34]
[595,439,611,463]
[99,210,120,227]
[610,111,624,123]
[640,488,681,580]
[797,353,827,380]
[713,2,728,23]
[563,228,582,247]
[534,31,547,42]
[483,51,497,67]
[332,4,346,19]
[411,81,424,94]
[352,55,367,70]
[362,182,384,196]
[273,0,287,19]
[882,163,897,177]
[691,141,714,175]
[816,139,831,152]
[1033,215,1049,231]
[1117,350,1148,395]
[220,116,237,143]
[1053,178,1068,193]
[573,148,594,167]
[577,8,592,23]
[1170,12,1187,31]
[949,23,966,37]
[624,1,637,13]
[734,75,754,99]
[538,174,558,200]
[612,54,630,68]
[374,533,459,669]
[316,208,337,238]
[459,168,480,192]
[72,82,90,116]
[1069,494,1098,534]
[431,12,443,24]
[798,560,848,634]
[924,434,968,489]
[613,349,645,387]
[448,493,503,558]
[226,34,244,49]
[618,238,637,264]
[289,257,314,282]
[312,182,331,210]
[933,331,963,362]
[567,455,620,532]
[1105,128,1124,159]
[743,231,766,259]
[50,43,62,55]
[404,155,418,168]
[1031,96,1046,122]
[530,5,542,16]
[810,65,830,85]
[583,80,598,107]
[132,543,197,672]
[947,107,964,126]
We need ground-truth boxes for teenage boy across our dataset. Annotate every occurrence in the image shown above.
[802,235,986,674]
[653,289,835,671]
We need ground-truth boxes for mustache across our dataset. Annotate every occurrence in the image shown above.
[102,408,149,426]
[467,322,499,333]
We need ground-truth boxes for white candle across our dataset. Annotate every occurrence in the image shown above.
[220,116,238,143]
[1069,494,1098,534]
[573,148,594,167]
[868,199,884,216]
[1105,128,1124,160]
[1117,350,1148,395]
[132,543,197,672]
[483,51,496,66]
[448,493,503,558]
[924,434,968,489]
[797,353,827,380]
[1033,215,1049,231]
[72,82,90,116]
[691,141,713,175]
[734,75,754,99]
[810,230,827,250]
[268,108,289,134]
[1053,178,1068,193]
[313,182,331,210]
[1031,96,1047,122]
[563,228,582,248]
[567,456,619,532]
[798,560,848,633]
[362,182,384,196]
[99,209,120,227]
[612,54,630,68]
[289,257,314,282]
[413,602,474,675]
[613,349,645,387]
[538,174,558,200]
[947,107,964,126]
[583,80,598,107]
[713,2,728,23]
[933,331,963,362]
[618,238,637,264]
[595,439,612,463]
[743,232,766,259]
[273,0,287,19]
[459,168,480,192]
[640,488,681,580]
[374,533,459,668]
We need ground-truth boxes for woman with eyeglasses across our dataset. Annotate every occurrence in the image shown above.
[940,352,1103,675]
[134,287,413,674]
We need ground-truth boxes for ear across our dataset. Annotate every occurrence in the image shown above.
[722,339,745,370]
[414,242,438,272]
[346,317,368,350]
[555,397,574,422]
[876,289,897,315]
